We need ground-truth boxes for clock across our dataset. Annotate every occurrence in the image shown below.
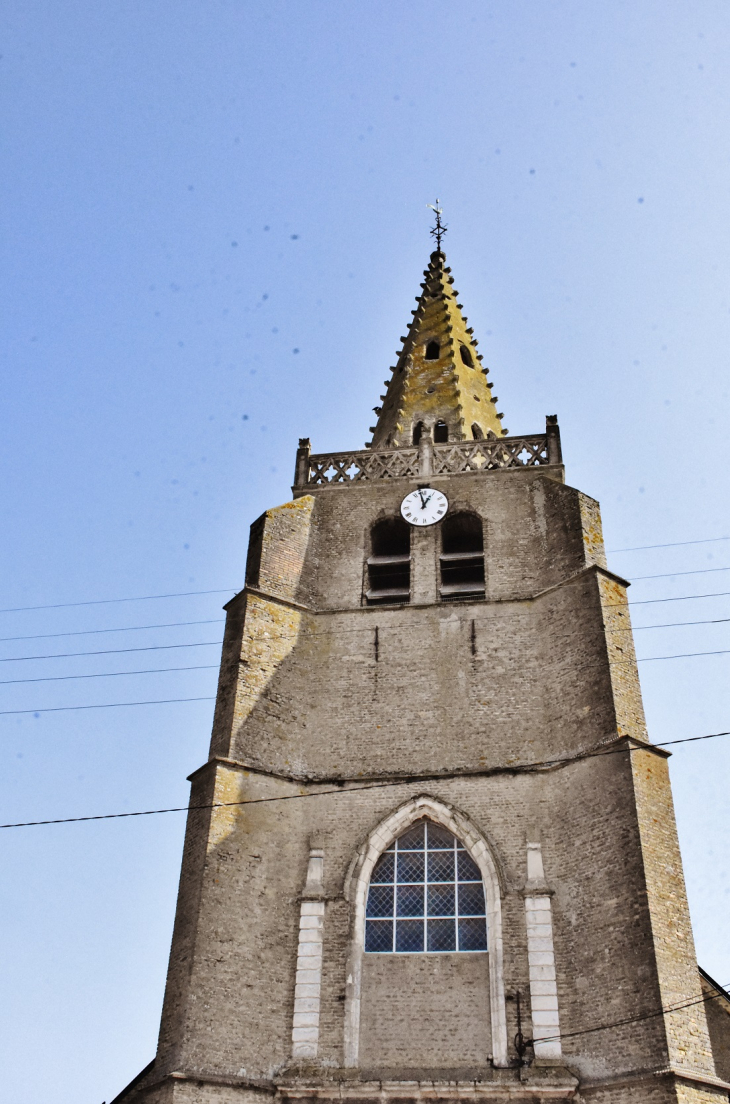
[400,488,449,526]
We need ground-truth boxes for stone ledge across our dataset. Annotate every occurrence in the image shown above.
[578,1062,730,1094]
[275,1066,579,1101]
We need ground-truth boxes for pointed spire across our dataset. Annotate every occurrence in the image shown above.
[369,247,507,449]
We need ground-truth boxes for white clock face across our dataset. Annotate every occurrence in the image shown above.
[400,488,449,526]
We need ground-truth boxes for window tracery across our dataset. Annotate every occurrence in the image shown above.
[365,819,488,953]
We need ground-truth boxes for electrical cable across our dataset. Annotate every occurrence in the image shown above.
[1,728,728,828]
[0,589,236,615]
[2,581,730,662]
[639,648,730,662]
[608,536,730,553]
[0,646,727,706]
[4,618,728,666]
[0,609,724,648]
[631,617,730,630]
[538,981,730,1047]
[630,566,730,581]
[0,546,728,617]
[0,619,223,644]
[0,664,219,686]
[0,696,215,716]
[631,589,730,605]
[0,640,223,663]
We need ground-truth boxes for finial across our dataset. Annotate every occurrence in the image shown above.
[427,199,447,251]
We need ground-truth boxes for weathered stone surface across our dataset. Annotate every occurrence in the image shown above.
[110,249,729,1104]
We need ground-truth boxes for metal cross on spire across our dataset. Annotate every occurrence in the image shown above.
[427,199,447,251]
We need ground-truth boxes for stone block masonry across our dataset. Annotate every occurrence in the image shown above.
[115,461,729,1104]
[106,242,730,1104]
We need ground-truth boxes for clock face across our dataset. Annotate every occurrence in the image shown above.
[400,488,449,527]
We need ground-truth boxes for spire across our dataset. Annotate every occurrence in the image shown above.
[368,245,507,450]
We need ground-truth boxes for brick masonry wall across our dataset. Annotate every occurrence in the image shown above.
[701,974,730,1082]
[629,747,716,1074]
[359,954,491,1070]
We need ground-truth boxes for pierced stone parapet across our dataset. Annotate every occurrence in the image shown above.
[294,425,558,488]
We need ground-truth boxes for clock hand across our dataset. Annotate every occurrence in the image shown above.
[418,489,427,507]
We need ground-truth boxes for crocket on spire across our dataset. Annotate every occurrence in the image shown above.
[368,210,506,449]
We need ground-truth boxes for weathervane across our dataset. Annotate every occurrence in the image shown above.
[427,199,447,251]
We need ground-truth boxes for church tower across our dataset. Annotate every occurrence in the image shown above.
[113,238,730,1104]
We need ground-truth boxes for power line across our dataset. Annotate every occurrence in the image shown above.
[608,536,730,553]
[0,640,223,663]
[631,565,730,581]
[0,608,723,650]
[0,619,223,644]
[632,617,730,631]
[631,589,730,605]
[540,980,730,1047]
[0,589,236,615]
[1,728,728,828]
[0,696,215,716]
[0,664,218,686]
[1,618,729,672]
[639,648,730,662]
[1,555,728,618]
[0,609,719,644]
[1,577,729,667]
[5,647,730,712]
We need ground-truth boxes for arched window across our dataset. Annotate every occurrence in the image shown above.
[425,340,440,360]
[412,420,424,445]
[440,512,485,600]
[365,819,487,953]
[471,423,484,440]
[459,344,474,367]
[366,517,411,605]
[434,420,448,443]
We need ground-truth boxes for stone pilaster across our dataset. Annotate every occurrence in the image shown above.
[523,842,562,1060]
[291,841,326,1060]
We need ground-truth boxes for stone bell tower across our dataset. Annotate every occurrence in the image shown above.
[113,244,729,1104]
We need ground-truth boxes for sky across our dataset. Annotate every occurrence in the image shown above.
[1,2,730,1100]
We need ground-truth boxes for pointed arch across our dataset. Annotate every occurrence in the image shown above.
[343,794,508,1068]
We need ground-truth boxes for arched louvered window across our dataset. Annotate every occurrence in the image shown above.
[366,517,411,605]
[434,420,449,443]
[412,421,424,445]
[365,819,488,953]
[459,344,474,367]
[425,340,440,360]
[440,512,485,600]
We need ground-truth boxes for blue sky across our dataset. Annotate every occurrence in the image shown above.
[2,2,730,1100]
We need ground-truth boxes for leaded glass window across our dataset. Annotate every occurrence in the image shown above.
[365,819,488,954]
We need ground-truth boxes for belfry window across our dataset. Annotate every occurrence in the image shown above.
[440,512,485,600]
[459,344,474,367]
[434,420,448,443]
[365,819,488,953]
[471,423,484,440]
[366,517,411,605]
[412,421,424,445]
[425,340,440,360]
